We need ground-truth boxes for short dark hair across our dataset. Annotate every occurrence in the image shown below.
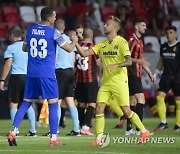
[41,7,54,21]
[166,25,177,31]
[10,26,22,37]
[133,18,146,25]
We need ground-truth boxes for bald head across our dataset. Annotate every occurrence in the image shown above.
[83,27,93,40]
[54,19,65,31]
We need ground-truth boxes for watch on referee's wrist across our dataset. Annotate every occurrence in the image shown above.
[0,79,5,82]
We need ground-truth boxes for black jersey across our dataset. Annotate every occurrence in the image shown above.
[160,42,180,82]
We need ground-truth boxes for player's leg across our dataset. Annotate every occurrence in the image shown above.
[126,96,136,135]
[81,103,95,135]
[41,78,63,146]
[134,93,145,135]
[121,106,150,143]
[77,102,86,128]
[80,81,98,135]
[154,91,168,131]
[108,95,125,128]
[116,79,150,143]
[91,85,110,146]
[59,100,67,128]
[154,77,170,131]
[26,106,37,136]
[172,82,180,131]
[65,97,81,136]
[76,82,86,127]
[7,77,36,146]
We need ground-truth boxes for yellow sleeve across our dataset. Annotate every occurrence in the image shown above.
[121,39,131,56]
[91,42,102,55]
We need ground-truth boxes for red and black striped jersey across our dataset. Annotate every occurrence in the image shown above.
[75,41,99,83]
[128,33,144,77]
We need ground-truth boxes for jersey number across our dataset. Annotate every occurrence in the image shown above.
[76,54,89,71]
[30,38,47,58]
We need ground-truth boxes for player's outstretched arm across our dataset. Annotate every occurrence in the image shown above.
[61,34,78,52]
[107,55,132,71]
[75,43,95,57]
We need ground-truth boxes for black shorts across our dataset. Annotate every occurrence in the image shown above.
[8,74,26,104]
[75,80,98,103]
[158,75,180,96]
[55,68,75,99]
[128,75,143,96]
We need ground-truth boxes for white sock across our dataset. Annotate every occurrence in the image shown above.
[50,134,57,140]
[161,120,167,124]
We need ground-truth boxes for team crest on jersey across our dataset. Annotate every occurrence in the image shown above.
[114,45,119,49]
[173,46,177,52]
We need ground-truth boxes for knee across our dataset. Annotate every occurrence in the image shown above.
[95,104,105,115]
[122,107,131,117]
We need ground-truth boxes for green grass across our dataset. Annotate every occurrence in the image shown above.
[0,118,180,154]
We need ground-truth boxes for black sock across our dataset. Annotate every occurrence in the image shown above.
[120,115,126,120]
[36,103,43,121]
[127,105,136,131]
[136,103,144,131]
[77,106,85,127]
[84,106,95,127]
[59,107,66,126]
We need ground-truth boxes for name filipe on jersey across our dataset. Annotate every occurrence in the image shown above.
[32,29,45,35]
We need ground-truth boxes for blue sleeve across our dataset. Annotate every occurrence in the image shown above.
[4,45,14,59]
[54,29,66,47]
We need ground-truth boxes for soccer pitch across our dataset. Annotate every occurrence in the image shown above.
[0,118,179,154]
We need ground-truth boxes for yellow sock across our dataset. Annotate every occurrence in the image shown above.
[128,111,145,131]
[109,98,123,117]
[157,95,166,121]
[95,114,104,136]
[175,99,180,125]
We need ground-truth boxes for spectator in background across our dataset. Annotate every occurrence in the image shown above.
[86,1,104,36]
[151,9,169,44]
[0,26,37,137]
[144,43,156,53]
[64,2,90,30]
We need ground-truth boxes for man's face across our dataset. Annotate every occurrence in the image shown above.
[104,19,115,34]
[49,11,56,26]
[76,28,83,40]
[136,22,146,35]
[166,29,177,42]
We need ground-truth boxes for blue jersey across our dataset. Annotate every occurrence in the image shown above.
[55,34,76,69]
[4,41,28,75]
[25,24,66,78]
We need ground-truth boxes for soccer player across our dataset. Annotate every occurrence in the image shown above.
[75,16,150,145]
[154,25,180,132]
[0,26,37,136]
[75,27,100,135]
[7,7,78,146]
[125,18,155,135]
[54,19,80,136]
[75,25,84,42]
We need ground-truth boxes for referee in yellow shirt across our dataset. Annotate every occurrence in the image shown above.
[75,16,150,145]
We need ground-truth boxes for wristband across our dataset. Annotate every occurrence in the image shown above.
[0,80,5,82]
